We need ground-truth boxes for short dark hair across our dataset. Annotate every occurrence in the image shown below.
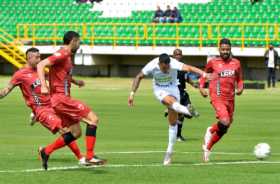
[25,47,39,57]
[159,53,170,64]
[63,31,80,44]
[219,38,231,46]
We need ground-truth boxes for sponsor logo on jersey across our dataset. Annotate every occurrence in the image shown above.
[220,70,235,77]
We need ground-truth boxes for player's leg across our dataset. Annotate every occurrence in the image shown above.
[177,91,189,141]
[162,95,191,116]
[202,101,230,162]
[67,123,83,161]
[163,109,178,165]
[53,95,106,165]
[177,113,185,141]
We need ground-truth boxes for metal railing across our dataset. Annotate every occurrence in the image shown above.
[16,23,280,48]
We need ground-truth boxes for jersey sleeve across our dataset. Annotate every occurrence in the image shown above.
[48,50,69,65]
[142,60,155,76]
[170,58,184,70]
[10,71,22,86]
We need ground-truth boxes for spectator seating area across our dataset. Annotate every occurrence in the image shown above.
[0,0,279,47]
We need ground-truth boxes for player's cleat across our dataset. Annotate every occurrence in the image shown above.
[38,147,49,170]
[202,144,211,162]
[177,135,186,142]
[29,112,37,126]
[79,157,91,166]
[187,104,199,118]
[163,152,172,165]
[86,156,107,165]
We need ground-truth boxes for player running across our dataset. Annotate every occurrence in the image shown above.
[37,31,106,167]
[0,48,87,170]
[199,38,244,162]
[128,53,212,165]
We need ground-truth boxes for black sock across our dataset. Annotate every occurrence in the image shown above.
[86,124,97,136]
[177,123,183,137]
[63,132,76,145]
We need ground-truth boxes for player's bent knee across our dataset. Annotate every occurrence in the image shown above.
[72,129,82,138]
[217,121,229,136]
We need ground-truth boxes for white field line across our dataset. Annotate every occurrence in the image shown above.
[3,150,280,156]
[1,161,280,173]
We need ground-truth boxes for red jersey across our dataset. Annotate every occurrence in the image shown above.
[199,57,243,101]
[48,48,73,96]
[10,67,51,111]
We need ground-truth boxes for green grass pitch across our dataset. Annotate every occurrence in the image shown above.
[0,76,279,184]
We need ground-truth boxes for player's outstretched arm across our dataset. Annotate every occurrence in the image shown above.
[37,59,52,94]
[181,64,211,79]
[71,78,85,88]
[0,83,15,99]
[128,72,145,107]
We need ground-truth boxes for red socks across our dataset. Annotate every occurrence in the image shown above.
[68,141,83,160]
[85,125,97,160]
[45,136,66,155]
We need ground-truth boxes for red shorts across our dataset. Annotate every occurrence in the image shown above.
[51,94,91,127]
[35,107,62,134]
[211,100,235,123]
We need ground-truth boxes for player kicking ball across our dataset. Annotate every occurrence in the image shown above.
[128,53,212,165]
[199,38,243,162]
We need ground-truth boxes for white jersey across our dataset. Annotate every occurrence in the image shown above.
[142,57,184,88]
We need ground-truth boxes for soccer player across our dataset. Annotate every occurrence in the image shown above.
[0,48,85,170]
[128,53,212,165]
[173,48,200,141]
[37,31,106,166]
[164,49,200,141]
[199,38,243,162]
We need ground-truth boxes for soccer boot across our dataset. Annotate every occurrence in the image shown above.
[86,155,107,165]
[38,147,49,170]
[163,152,172,166]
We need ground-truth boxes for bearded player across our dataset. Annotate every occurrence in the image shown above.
[199,38,244,162]
[37,31,106,166]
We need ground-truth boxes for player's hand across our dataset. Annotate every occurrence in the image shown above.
[236,88,243,96]
[76,80,85,88]
[41,85,49,94]
[128,92,135,107]
[199,88,208,98]
[205,73,218,81]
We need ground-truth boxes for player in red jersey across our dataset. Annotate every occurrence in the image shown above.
[199,38,244,162]
[0,48,86,170]
[37,31,106,165]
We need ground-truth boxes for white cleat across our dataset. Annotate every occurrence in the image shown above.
[187,104,200,118]
[86,156,107,165]
[163,152,172,166]
[78,157,89,166]
[202,144,211,162]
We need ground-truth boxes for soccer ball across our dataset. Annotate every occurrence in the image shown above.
[254,143,271,160]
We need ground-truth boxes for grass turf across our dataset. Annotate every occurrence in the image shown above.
[0,76,279,184]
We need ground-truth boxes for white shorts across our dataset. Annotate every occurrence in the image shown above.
[153,86,180,102]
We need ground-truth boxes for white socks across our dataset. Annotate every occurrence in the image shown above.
[166,124,178,153]
[170,102,191,116]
